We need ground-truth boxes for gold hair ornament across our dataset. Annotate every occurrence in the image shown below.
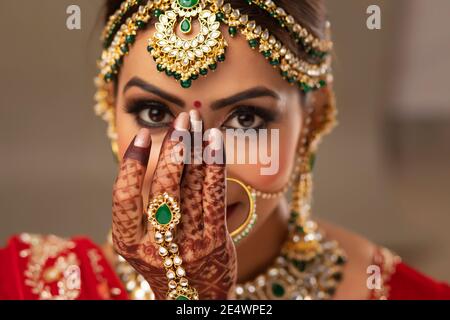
[94,0,335,161]
[96,0,332,89]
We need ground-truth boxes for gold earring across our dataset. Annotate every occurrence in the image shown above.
[226,178,257,244]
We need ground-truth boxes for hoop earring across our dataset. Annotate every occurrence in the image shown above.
[226,178,257,244]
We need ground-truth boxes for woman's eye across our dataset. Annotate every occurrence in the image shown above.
[136,104,174,127]
[223,111,266,130]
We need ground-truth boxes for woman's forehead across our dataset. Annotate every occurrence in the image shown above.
[118,27,295,101]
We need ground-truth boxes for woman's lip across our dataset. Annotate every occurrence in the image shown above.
[226,203,239,219]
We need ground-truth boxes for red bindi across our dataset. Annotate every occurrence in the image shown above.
[193,100,202,109]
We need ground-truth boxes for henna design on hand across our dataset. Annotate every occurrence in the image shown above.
[112,119,237,300]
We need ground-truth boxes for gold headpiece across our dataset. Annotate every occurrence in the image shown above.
[94,0,334,154]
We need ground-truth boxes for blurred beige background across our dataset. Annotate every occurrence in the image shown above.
[0,0,449,281]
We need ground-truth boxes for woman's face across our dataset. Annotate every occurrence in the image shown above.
[114,26,304,240]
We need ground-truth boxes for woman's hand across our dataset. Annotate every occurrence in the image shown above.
[111,111,237,300]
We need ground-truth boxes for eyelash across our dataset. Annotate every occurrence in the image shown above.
[125,100,279,130]
[222,105,278,130]
[125,99,174,128]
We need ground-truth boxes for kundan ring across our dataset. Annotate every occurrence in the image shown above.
[147,192,199,300]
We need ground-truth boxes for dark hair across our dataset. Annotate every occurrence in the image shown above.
[104,0,328,62]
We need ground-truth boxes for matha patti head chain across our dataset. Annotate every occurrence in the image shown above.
[94,0,334,155]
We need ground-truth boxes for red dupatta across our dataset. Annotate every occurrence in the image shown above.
[1,233,449,300]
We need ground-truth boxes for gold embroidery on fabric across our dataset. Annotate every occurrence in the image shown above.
[87,248,123,298]
[20,233,81,300]
[370,247,401,300]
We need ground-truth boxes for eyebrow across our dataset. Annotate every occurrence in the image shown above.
[123,77,185,108]
[123,77,279,110]
[210,86,280,110]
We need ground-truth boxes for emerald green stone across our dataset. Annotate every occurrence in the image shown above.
[120,45,129,54]
[153,9,162,18]
[165,69,174,77]
[263,50,271,58]
[190,74,199,80]
[125,34,135,44]
[209,63,217,70]
[228,26,237,37]
[104,73,114,82]
[319,79,326,87]
[269,59,280,66]
[147,45,154,53]
[199,68,208,76]
[217,54,226,62]
[174,73,182,80]
[180,79,192,88]
[176,295,189,300]
[136,20,146,29]
[178,0,199,9]
[157,64,165,72]
[216,12,225,21]
[301,82,312,93]
[180,18,191,33]
[271,283,285,297]
[155,203,172,225]
[248,39,259,48]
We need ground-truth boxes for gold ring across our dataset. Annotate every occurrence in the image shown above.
[147,192,199,300]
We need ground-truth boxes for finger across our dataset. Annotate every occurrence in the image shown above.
[179,110,206,244]
[203,128,227,243]
[112,128,152,254]
[146,112,190,235]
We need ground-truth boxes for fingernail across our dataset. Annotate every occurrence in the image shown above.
[174,112,190,131]
[208,128,223,150]
[189,109,202,132]
[208,128,222,143]
[134,128,151,148]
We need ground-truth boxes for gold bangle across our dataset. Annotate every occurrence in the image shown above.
[227,178,257,244]
[147,192,199,300]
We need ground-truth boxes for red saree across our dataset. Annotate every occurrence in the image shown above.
[1,233,449,300]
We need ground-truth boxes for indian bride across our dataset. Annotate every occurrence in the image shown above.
[0,0,449,300]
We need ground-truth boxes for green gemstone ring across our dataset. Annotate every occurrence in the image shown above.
[147,192,181,232]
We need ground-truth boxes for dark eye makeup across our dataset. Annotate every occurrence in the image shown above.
[124,99,280,130]
[221,105,279,130]
[124,99,174,128]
